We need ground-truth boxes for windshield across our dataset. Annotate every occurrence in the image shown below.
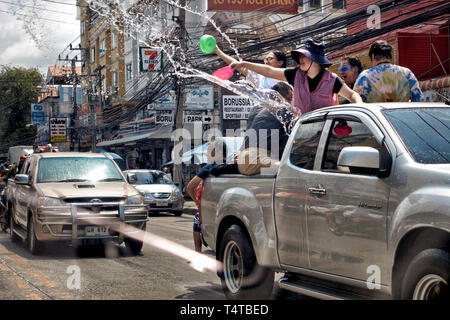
[133,171,173,185]
[383,108,450,164]
[37,158,124,183]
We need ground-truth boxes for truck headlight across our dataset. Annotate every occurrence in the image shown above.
[38,197,67,208]
[126,195,143,205]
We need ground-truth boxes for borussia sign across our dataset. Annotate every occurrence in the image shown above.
[139,47,163,72]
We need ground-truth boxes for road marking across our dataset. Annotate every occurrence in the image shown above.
[0,243,73,299]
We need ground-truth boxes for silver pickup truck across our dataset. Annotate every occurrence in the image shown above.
[5,152,148,255]
[201,103,449,300]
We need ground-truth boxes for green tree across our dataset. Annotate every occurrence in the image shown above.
[0,66,43,155]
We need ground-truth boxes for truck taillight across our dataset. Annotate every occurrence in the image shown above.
[196,183,204,224]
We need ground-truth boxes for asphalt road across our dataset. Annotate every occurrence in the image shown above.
[0,206,308,300]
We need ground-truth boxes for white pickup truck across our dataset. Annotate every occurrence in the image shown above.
[200,103,449,300]
[5,152,148,255]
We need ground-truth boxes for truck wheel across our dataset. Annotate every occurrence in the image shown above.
[27,215,44,255]
[125,237,143,254]
[400,249,449,300]
[173,210,182,217]
[9,212,20,243]
[218,225,274,300]
[124,224,145,254]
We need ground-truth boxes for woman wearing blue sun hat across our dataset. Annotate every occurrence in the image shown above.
[230,38,363,115]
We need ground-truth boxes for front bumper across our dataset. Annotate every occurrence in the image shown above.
[35,201,148,243]
[144,198,184,211]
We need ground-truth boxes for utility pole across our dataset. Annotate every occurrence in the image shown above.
[58,53,83,151]
[173,1,186,188]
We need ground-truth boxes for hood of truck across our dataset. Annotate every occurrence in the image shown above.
[35,182,139,199]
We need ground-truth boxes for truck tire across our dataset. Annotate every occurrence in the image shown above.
[124,224,145,254]
[27,215,44,255]
[125,237,143,254]
[400,249,449,300]
[218,225,274,300]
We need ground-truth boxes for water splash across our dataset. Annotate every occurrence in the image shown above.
[85,0,299,132]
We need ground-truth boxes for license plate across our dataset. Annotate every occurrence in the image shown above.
[156,201,168,207]
[85,226,109,236]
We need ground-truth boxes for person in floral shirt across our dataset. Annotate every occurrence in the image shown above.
[354,40,423,103]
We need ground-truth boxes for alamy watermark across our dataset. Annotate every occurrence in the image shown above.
[366,265,381,290]
[367,5,381,30]
[66,265,81,290]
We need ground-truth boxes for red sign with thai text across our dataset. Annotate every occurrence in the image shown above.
[208,0,298,14]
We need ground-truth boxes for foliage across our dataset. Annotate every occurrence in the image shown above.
[0,66,43,155]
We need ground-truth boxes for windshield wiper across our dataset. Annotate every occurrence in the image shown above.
[97,178,123,182]
[57,179,89,182]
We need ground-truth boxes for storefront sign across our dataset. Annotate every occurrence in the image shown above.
[139,47,163,72]
[222,95,256,120]
[185,85,214,110]
[50,117,67,143]
[208,0,298,14]
[155,110,174,124]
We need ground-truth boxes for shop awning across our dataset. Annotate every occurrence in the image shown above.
[97,125,173,147]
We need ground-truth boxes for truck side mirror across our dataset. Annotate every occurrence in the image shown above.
[337,147,380,175]
[14,174,30,185]
[127,173,137,184]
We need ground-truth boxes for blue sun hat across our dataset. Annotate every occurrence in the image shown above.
[291,39,332,67]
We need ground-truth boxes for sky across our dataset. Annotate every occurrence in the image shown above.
[0,0,80,76]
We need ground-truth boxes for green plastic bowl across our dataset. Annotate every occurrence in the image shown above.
[199,35,216,54]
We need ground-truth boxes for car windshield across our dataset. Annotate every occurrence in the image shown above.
[383,107,450,164]
[133,171,173,185]
[37,158,124,183]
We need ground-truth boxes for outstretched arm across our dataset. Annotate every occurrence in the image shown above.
[338,83,363,103]
[230,61,287,82]
[214,47,248,76]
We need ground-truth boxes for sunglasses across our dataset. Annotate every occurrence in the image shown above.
[339,66,352,72]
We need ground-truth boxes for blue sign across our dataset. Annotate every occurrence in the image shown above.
[31,104,46,125]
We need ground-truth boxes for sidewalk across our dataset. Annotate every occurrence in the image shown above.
[183,200,198,215]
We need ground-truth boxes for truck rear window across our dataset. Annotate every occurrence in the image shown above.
[37,158,124,183]
[383,108,450,164]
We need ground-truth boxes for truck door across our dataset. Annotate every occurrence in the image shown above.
[306,112,390,283]
[15,160,32,227]
[274,118,326,267]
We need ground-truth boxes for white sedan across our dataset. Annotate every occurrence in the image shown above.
[124,169,184,216]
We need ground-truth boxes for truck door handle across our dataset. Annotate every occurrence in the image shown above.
[308,186,326,195]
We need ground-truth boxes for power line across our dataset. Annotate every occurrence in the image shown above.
[0,9,78,24]
[0,0,76,15]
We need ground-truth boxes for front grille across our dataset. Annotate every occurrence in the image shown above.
[64,197,124,203]
[150,193,171,199]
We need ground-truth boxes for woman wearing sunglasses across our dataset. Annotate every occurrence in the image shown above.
[230,39,362,116]
[339,56,363,89]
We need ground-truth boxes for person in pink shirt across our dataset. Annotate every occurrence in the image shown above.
[230,39,362,115]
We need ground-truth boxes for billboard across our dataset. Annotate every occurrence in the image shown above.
[50,117,67,143]
[208,0,298,14]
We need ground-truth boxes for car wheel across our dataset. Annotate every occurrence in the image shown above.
[218,224,274,300]
[27,215,44,255]
[401,249,449,300]
[9,210,20,243]
[173,211,182,217]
